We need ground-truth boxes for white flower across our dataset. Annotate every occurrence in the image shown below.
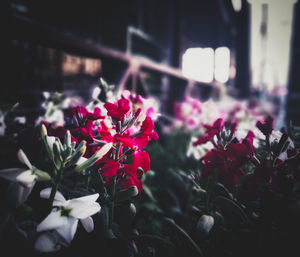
[0,149,36,188]
[92,86,101,100]
[187,136,213,159]
[0,110,6,136]
[37,188,101,246]
[14,116,26,124]
[34,230,63,253]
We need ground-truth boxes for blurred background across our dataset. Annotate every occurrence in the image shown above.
[4,0,300,127]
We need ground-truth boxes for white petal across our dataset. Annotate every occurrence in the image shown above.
[46,136,56,151]
[92,87,101,99]
[43,91,50,99]
[40,188,66,203]
[37,210,70,232]
[71,202,101,219]
[71,193,99,205]
[34,231,62,253]
[16,170,36,187]
[6,181,35,206]
[56,217,78,245]
[67,194,100,219]
[17,149,32,169]
[80,216,94,233]
[0,168,24,182]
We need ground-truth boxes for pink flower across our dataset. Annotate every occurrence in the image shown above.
[104,98,130,121]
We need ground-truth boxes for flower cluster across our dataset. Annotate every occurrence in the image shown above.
[192,114,300,202]
[0,87,159,253]
[193,118,255,188]
[45,92,159,193]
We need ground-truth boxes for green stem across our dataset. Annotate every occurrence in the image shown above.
[108,176,116,229]
[48,182,59,210]
[48,167,63,210]
[108,142,121,230]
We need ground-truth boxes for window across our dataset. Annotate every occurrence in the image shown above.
[182,47,230,83]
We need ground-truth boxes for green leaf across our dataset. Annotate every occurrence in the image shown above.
[32,166,51,181]
[163,217,204,257]
[143,185,156,202]
[211,196,249,224]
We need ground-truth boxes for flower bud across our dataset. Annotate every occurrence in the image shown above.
[74,142,112,172]
[53,141,63,169]
[69,141,87,166]
[64,130,72,148]
[114,186,138,202]
[32,167,51,181]
[41,124,48,138]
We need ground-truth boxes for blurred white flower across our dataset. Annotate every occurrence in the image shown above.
[0,110,6,136]
[0,149,36,188]
[187,136,214,160]
[37,189,101,246]
[14,116,26,124]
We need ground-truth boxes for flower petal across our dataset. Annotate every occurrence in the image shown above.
[16,170,36,187]
[80,216,94,233]
[0,168,25,183]
[6,181,35,206]
[37,210,70,232]
[40,188,66,203]
[56,218,78,245]
[46,136,56,151]
[17,149,32,169]
[68,198,100,219]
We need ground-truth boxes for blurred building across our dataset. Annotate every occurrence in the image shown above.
[4,0,300,124]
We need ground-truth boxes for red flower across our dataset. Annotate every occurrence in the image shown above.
[133,150,150,174]
[141,117,159,140]
[104,98,130,121]
[86,107,105,120]
[132,135,150,150]
[71,120,94,143]
[201,144,247,189]
[238,159,271,202]
[114,133,133,148]
[67,106,104,122]
[256,115,274,136]
[203,118,224,136]
[194,118,224,146]
[120,164,143,193]
[96,121,114,142]
[101,159,120,177]
[133,117,159,150]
